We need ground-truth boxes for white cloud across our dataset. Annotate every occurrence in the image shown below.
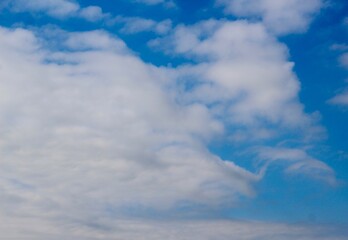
[256,147,336,185]
[134,0,176,8]
[5,0,106,21]
[0,18,337,238]
[329,15,348,106]
[150,20,324,141]
[78,5,105,22]
[329,91,348,105]
[329,41,348,107]
[135,0,164,4]
[118,17,172,35]
[339,52,348,68]
[0,26,263,228]
[330,43,348,51]
[64,30,128,51]
[328,78,348,106]
[328,20,348,106]
[216,0,323,34]
[11,0,79,18]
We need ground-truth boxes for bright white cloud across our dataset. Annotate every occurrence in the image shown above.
[150,20,324,141]
[0,16,337,238]
[0,26,264,228]
[216,0,323,34]
[5,0,106,21]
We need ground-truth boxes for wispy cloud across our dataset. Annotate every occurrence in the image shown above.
[328,16,348,107]
[328,79,348,106]
[256,147,336,185]
[329,92,348,106]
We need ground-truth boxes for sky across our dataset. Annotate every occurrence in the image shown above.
[0,0,347,239]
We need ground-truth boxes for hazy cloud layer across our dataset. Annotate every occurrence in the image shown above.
[1,217,346,240]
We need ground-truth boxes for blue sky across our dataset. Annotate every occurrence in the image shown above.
[0,0,347,239]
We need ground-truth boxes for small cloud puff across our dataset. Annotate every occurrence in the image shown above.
[328,83,348,106]
[117,17,172,35]
[134,0,176,8]
[5,0,107,21]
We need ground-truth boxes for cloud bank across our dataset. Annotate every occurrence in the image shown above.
[0,26,263,225]
[1,217,347,240]
[0,19,335,229]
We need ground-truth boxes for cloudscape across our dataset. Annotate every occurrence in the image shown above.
[0,0,347,239]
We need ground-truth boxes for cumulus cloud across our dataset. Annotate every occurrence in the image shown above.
[216,0,323,34]
[150,20,324,141]
[3,0,106,21]
[0,13,337,239]
[0,25,264,229]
